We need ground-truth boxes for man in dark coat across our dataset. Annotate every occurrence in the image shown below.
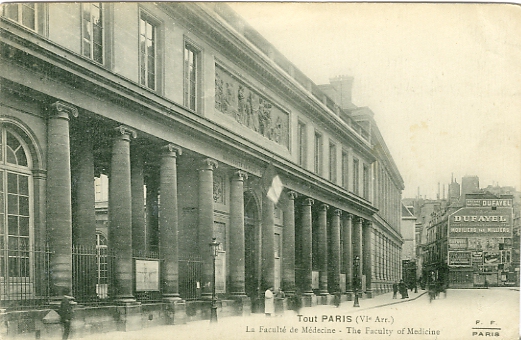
[58,288,75,340]
[398,280,408,299]
[392,282,398,299]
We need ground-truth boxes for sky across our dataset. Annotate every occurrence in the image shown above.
[228,3,521,199]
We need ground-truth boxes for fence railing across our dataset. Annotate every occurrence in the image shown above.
[0,245,205,310]
[179,256,203,301]
[72,245,115,306]
[0,246,51,310]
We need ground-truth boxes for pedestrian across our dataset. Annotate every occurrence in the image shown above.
[58,288,75,340]
[264,287,274,317]
[333,291,341,307]
[275,288,285,316]
[392,282,398,299]
[292,288,302,315]
[398,280,407,299]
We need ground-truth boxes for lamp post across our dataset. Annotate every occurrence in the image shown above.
[353,255,360,307]
[209,237,220,323]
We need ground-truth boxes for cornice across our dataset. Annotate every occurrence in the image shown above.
[158,3,375,160]
[0,16,378,215]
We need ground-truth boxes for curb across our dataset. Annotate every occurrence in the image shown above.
[348,291,428,313]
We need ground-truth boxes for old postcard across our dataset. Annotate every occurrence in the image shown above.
[0,1,519,340]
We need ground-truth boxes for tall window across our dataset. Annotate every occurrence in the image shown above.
[329,141,337,183]
[314,132,322,175]
[2,3,37,31]
[363,164,370,199]
[341,150,348,189]
[81,3,103,64]
[353,158,359,195]
[184,43,199,111]
[297,121,306,167]
[96,231,108,299]
[0,127,32,281]
[139,14,156,90]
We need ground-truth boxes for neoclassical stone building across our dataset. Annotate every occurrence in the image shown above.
[0,2,404,336]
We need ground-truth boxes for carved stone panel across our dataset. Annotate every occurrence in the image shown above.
[215,65,289,148]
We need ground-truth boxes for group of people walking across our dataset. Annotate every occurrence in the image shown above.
[392,280,410,299]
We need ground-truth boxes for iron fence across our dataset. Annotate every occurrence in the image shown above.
[0,245,204,310]
[0,245,51,310]
[179,255,203,300]
[72,245,115,305]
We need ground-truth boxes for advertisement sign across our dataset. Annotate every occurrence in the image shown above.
[467,237,502,251]
[135,260,159,291]
[472,251,483,265]
[466,199,513,207]
[483,251,501,265]
[448,251,472,266]
[448,238,467,250]
[448,207,513,238]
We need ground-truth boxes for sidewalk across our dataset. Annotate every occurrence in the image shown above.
[80,289,427,340]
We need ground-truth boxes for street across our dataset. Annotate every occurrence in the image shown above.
[80,288,519,340]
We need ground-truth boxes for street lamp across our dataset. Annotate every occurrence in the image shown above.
[209,237,220,323]
[353,255,360,307]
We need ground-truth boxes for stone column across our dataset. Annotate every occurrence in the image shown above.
[353,217,363,285]
[317,204,329,296]
[300,198,314,294]
[229,170,247,296]
[47,102,77,296]
[363,220,373,298]
[330,209,341,293]
[198,158,218,297]
[159,144,182,300]
[282,191,297,294]
[109,126,136,302]
[342,213,353,300]
[71,129,96,299]
[131,146,146,254]
[261,195,275,290]
[72,131,96,248]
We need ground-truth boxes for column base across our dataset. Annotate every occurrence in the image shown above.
[302,293,317,307]
[365,289,373,298]
[317,294,334,305]
[163,297,186,325]
[345,291,353,301]
[231,295,251,316]
[116,302,142,332]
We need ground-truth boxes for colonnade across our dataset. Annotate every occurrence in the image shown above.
[46,100,395,303]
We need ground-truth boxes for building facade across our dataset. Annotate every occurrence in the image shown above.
[0,3,403,337]
[410,177,519,289]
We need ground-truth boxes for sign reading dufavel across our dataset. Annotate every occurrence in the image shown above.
[448,207,513,238]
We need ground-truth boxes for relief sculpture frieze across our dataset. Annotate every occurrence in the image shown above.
[215,65,289,148]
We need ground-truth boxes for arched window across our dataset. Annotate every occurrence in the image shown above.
[0,126,32,282]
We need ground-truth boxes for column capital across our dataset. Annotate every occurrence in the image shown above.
[355,216,364,225]
[232,170,248,181]
[319,203,329,212]
[199,158,218,171]
[363,220,373,228]
[302,197,314,206]
[344,212,353,220]
[333,209,342,216]
[50,101,78,120]
[161,144,182,158]
[114,125,137,140]
[287,191,298,200]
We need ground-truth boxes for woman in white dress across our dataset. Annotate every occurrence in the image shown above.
[264,287,274,316]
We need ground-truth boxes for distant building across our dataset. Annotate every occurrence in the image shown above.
[401,204,417,287]
[406,176,519,288]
